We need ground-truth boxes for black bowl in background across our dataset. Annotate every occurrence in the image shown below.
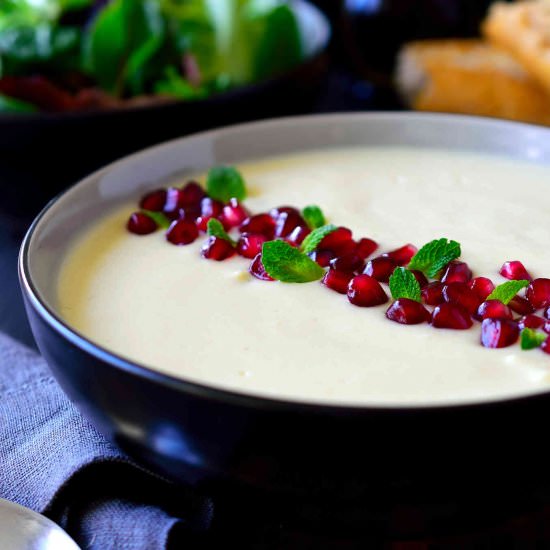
[19,113,550,538]
[0,0,329,220]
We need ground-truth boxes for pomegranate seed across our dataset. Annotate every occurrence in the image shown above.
[542,338,550,354]
[347,274,388,307]
[330,253,366,274]
[127,212,157,235]
[480,318,519,349]
[545,323,550,335]
[526,278,550,310]
[500,260,532,282]
[383,243,417,266]
[363,256,398,283]
[219,198,249,229]
[309,249,334,267]
[139,189,167,211]
[475,300,513,321]
[319,227,354,255]
[322,269,354,294]
[196,197,224,232]
[201,236,236,261]
[468,277,495,301]
[237,233,267,259]
[166,218,198,245]
[269,206,300,219]
[431,303,473,330]
[249,253,274,281]
[355,238,378,260]
[163,187,186,219]
[386,299,430,325]
[180,181,206,209]
[239,214,276,238]
[545,307,550,320]
[286,225,310,246]
[422,282,445,305]
[509,295,535,315]
[517,314,546,331]
[411,270,429,288]
[443,282,482,315]
[440,261,473,283]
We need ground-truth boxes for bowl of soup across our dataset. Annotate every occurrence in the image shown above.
[19,113,550,535]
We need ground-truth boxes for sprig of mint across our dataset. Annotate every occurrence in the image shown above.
[300,224,337,255]
[408,238,461,278]
[206,166,247,203]
[262,240,325,283]
[389,268,421,302]
[207,218,236,247]
[486,280,529,304]
[520,328,547,350]
[142,210,170,229]
[302,205,326,230]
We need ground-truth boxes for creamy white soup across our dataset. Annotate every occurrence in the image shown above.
[57,147,550,406]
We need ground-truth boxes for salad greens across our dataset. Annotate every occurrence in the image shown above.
[0,0,304,112]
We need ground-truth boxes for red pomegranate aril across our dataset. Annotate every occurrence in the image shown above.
[347,274,388,307]
[239,213,276,238]
[286,225,310,246]
[219,198,249,229]
[383,243,417,266]
[443,282,482,315]
[499,260,532,282]
[542,338,550,354]
[545,323,550,335]
[545,307,550,320]
[411,270,429,288]
[440,261,473,283]
[269,206,300,219]
[422,282,445,305]
[355,238,378,260]
[249,253,274,281]
[526,278,550,310]
[166,218,199,245]
[139,189,167,212]
[127,212,157,235]
[309,249,334,267]
[517,314,546,331]
[318,227,354,255]
[201,236,236,261]
[196,197,224,231]
[237,233,266,259]
[509,295,535,315]
[180,181,206,208]
[363,256,398,283]
[431,303,473,330]
[163,187,186,218]
[322,269,354,294]
[475,300,513,321]
[480,318,519,349]
[330,253,366,274]
[273,211,308,239]
[386,299,430,325]
[468,277,495,301]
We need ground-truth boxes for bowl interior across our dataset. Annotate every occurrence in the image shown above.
[21,112,550,407]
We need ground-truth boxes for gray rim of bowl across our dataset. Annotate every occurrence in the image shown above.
[18,111,550,413]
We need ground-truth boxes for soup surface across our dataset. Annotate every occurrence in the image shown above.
[57,147,550,406]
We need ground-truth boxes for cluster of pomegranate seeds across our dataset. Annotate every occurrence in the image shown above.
[128,171,550,357]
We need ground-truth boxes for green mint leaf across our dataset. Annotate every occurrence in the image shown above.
[300,224,337,255]
[520,328,547,350]
[207,218,236,247]
[302,205,326,230]
[486,280,529,305]
[142,210,170,229]
[262,240,325,283]
[408,238,461,278]
[389,267,421,302]
[206,166,246,203]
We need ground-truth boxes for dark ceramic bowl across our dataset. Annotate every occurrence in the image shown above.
[19,113,550,537]
[1,0,329,219]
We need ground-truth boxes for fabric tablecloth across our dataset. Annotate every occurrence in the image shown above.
[0,332,212,549]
